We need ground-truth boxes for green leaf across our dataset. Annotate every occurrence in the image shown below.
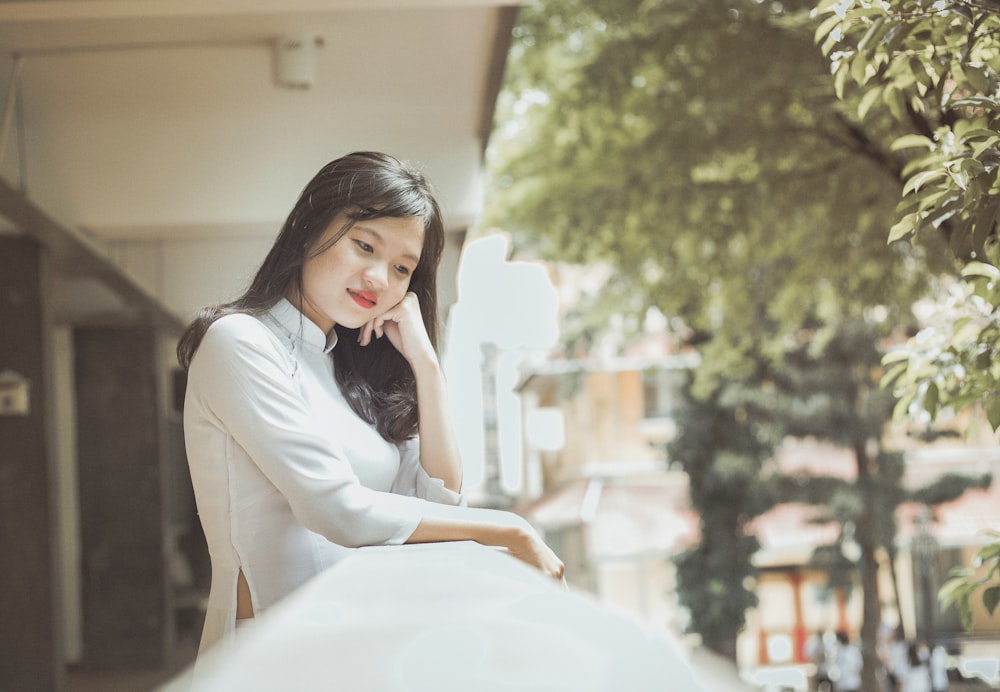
[888,213,917,243]
[972,137,1000,158]
[927,197,964,230]
[939,575,971,609]
[959,128,998,143]
[893,390,916,422]
[951,96,1000,111]
[960,157,986,176]
[849,6,890,20]
[882,349,911,365]
[923,381,940,419]
[984,585,1000,616]
[851,55,870,86]
[962,261,1000,280]
[881,361,908,389]
[978,541,1000,562]
[902,170,948,195]
[814,13,845,46]
[885,86,907,121]
[858,87,882,121]
[834,60,850,100]
[857,17,884,53]
[891,134,935,152]
[965,64,989,94]
[986,396,1000,431]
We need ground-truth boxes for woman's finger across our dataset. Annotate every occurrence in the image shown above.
[365,318,378,345]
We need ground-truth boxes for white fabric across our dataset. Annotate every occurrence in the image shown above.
[184,299,465,656]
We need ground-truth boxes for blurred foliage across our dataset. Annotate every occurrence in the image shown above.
[814,0,1000,633]
[940,530,1000,630]
[485,0,951,396]
[814,0,1000,433]
[814,0,1000,260]
[882,255,1000,431]
[909,471,992,505]
[668,376,770,658]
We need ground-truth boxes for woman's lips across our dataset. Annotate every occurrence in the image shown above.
[348,289,377,309]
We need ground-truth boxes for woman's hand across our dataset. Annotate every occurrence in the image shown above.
[359,292,435,367]
[362,291,463,491]
[505,525,566,581]
[407,515,566,583]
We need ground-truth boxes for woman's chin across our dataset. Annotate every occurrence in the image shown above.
[338,315,375,332]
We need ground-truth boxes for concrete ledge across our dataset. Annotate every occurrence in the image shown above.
[161,541,707,691]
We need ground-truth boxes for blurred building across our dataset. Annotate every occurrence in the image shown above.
[512,352,700,636]
[510,337,1000,682]
[744,439,1000,679]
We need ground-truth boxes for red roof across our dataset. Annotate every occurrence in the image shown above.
[515,441,1000,565]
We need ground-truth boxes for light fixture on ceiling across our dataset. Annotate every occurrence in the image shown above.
[272,35,323,90]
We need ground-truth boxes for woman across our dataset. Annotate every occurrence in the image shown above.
[178,151,564,656]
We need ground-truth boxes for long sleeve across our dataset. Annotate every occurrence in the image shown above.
[189,313,444,548]
[392,437,467,505]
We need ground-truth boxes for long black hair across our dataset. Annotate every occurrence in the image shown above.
[177,151,445,443]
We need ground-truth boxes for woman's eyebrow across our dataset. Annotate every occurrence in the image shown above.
[353,225,420,263]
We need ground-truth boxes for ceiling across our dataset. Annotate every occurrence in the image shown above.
[0,0,521,329]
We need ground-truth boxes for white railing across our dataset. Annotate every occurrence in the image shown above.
[160,541,708,691]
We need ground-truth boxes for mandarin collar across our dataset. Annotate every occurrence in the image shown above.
[267,299,338,353]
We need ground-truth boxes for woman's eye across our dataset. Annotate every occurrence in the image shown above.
[394,265,412,277]
[353,239,374,253]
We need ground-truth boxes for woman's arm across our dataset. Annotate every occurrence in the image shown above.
[361,292,462,493]
[363,294,564,579]
[406,511,565,580]
[408,354,462,492]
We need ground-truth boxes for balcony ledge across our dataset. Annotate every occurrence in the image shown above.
[162,541,707,691]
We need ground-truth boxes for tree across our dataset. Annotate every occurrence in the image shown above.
[759,319,988,687]
[814,0,1000,635]
[813,0,1000,430]
[494,5,941,294]
[667,376,773,659]
[486,0,950,394]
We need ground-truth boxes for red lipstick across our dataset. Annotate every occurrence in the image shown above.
[349,289,377,309]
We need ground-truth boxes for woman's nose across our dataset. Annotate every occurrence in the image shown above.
[363,263,389,289]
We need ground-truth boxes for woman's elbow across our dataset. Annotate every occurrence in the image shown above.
[288,494,389,549]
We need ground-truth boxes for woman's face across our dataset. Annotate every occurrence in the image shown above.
[295,214,425,333]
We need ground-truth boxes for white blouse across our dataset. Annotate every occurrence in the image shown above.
[183,299,465,655]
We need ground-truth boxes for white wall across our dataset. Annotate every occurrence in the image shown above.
[0,6,496,322]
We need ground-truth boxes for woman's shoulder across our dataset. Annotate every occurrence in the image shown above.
[198,311,286,361]
[186,310,299,397]
[202,312,270,343]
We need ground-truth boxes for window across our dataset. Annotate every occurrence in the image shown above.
[642,368,683,419]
